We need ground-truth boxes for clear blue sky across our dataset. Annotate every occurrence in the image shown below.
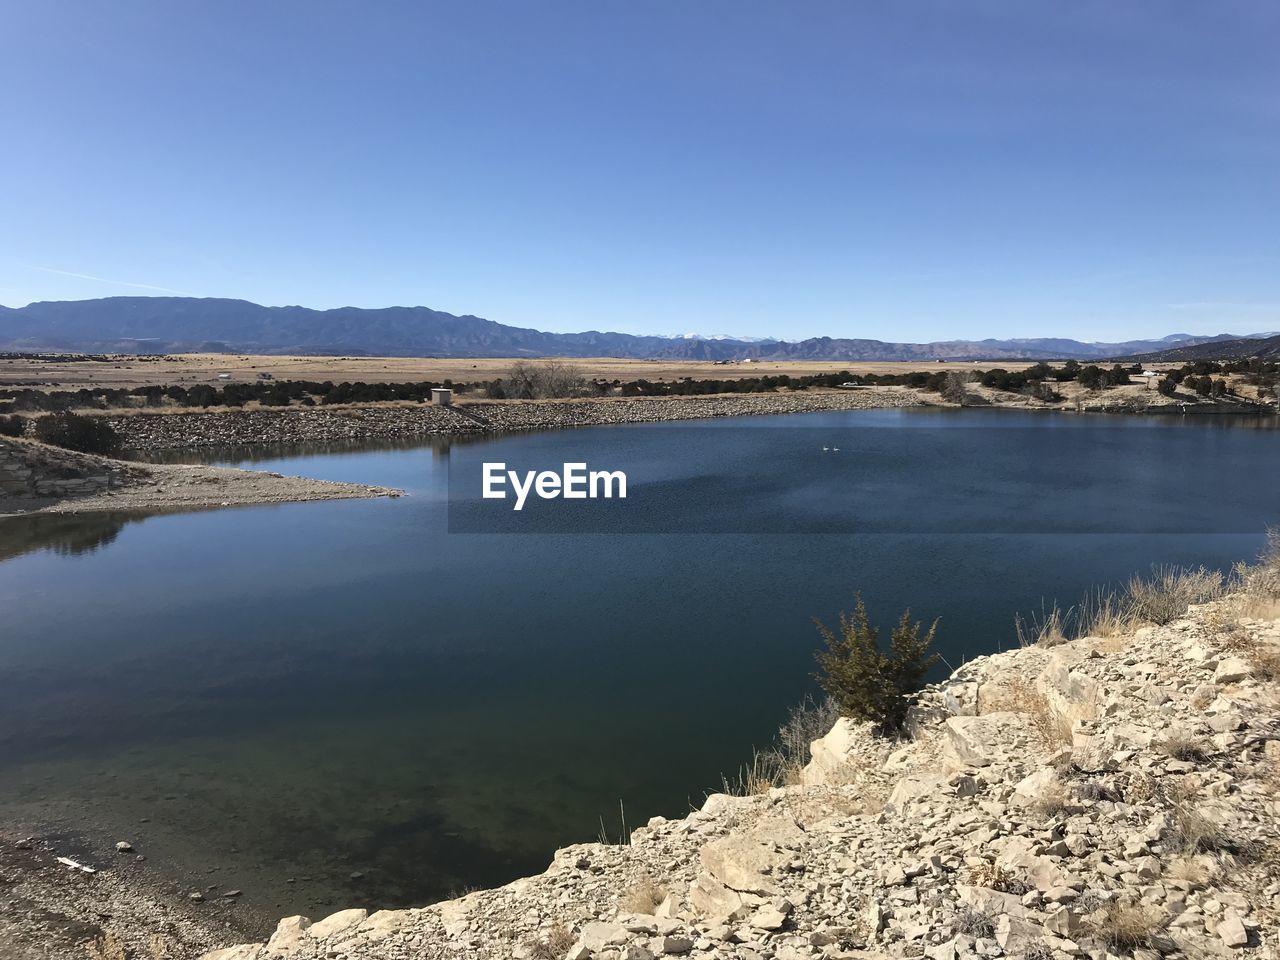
[2,1,1278,342]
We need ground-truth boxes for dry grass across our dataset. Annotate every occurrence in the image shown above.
[1156,732,1209,763]
[1017,564,1231,653]
[0,353,958,392]
[967,862,1028,895]
[1088,901,1168,952]
[1171,805,1239,857]
[1190,684,1216,710]
[951,907,995,938]
[1123,772,1159,804]
[1076,587,1134,638]
[1161,778,1260,860]
[1165,855,1213,890]
[527,924,576,960]
[618,877,668,915]
[1233,635,1280,680]
[1015,602,1069,648]
[1124,565,1225,626]
[981,676,1071,751]
[721,695,840,795]
[1211,557,1280,678]
[1027,778,1072,820]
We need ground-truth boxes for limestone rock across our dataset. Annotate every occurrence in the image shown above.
[308,908,368,940]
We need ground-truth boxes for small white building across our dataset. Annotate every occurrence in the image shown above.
[431,387,452,406]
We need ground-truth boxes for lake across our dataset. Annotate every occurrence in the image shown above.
[0,407,1276,923]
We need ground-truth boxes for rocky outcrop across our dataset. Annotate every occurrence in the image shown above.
[0,436,138,501]
[200,598,1280,960]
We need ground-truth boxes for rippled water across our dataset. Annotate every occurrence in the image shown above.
[0,408,1275,922]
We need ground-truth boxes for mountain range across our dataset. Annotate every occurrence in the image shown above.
[1127,334,1280,363]
[0,297,1275,362]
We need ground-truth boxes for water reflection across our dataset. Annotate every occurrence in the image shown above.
[0,511,143,562]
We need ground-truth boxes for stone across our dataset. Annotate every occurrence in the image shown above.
[995,915,1050,952]
[801,717,885,785]
[698,817,803,895]
[957,884,1031,920]
[200,949,262,960]
[1037,656,1101,730]
[942,713,1024,768]
[659,935,694,954]
[1044,906,1081,937]
[654,892,687,918]
[688,871,750,920]
[578,921,630,951]
[1011,768,1059,806]
[1214,657,1252,685]
[357,910,409,940]
[749,904,789,931]
[1217,916,1249,947]
[265,916,312,953]
[308,908,368,940]
[888,772,950,812]
[114,841,133,853]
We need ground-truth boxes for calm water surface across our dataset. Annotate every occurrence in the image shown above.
[0,408,1276,920]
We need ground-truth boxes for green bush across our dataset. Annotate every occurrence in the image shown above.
[813,594,939,735]
[0,414,23,437]
[33,412,122,456]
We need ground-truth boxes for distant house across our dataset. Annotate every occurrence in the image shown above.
[216,373,231,380]
[256,372,274,380]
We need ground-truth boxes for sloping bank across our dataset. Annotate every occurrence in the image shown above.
[102,389,922,451]
[203,592,1280,960]
[0,436,401,516]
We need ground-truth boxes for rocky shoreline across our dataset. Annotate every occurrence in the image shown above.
[0,436,401,517]
[193,584,1280,960]
[101,390,923,452]
[0,831,262,960]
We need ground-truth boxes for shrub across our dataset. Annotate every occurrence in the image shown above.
[1088,901,1168,952]
[526,923,575,960]
[941,371,973,405]
[33,412,122,456]
[967,862,1027,894]
[502,361,587,400]
[1077,365,1107,390]
[813,595,939,735]
[952,907,995,938]
[0,414,24,437]
[1124,566,1224,626]
[1157,731,1209,763]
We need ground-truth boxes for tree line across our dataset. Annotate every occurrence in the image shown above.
[3,356,1276,414]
